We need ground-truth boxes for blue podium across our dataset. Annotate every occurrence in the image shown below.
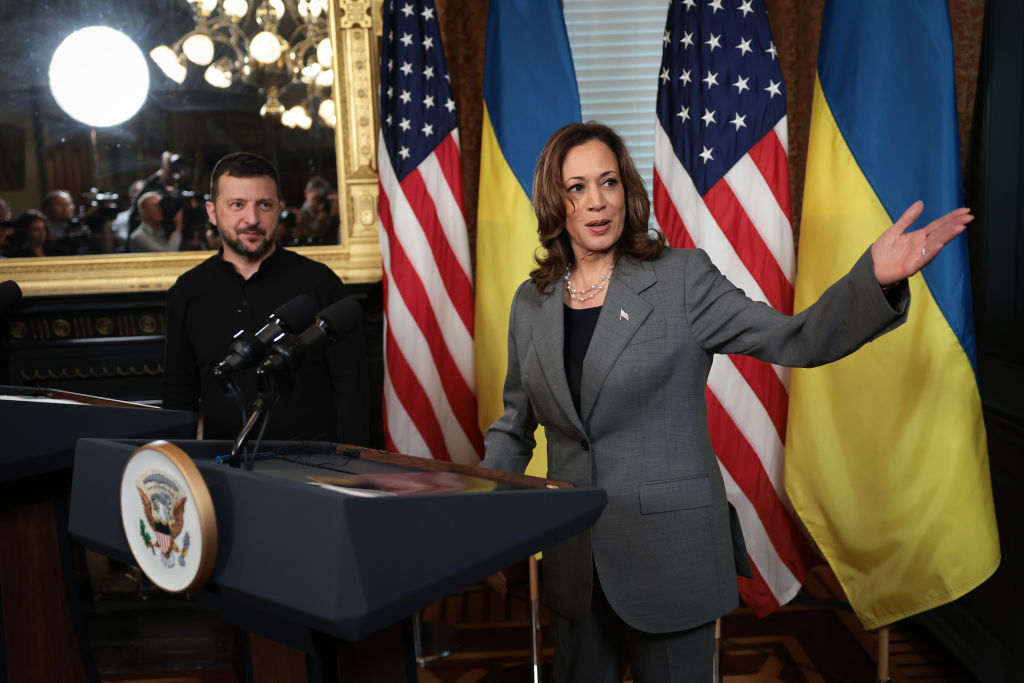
[68,438,607,682]
[0,387,196,683]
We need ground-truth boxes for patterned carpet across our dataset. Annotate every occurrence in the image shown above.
[416,562,977,683]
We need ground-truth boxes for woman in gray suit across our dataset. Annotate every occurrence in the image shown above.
[479,122,971,683]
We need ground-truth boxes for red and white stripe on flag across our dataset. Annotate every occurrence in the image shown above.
[652,0,814,615]
[377,0,482,464]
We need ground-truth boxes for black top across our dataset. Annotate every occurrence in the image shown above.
[162,247,369,443]
[563,305,601,415]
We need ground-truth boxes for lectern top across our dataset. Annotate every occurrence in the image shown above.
[69,438,607,642]
[0,384,159,408]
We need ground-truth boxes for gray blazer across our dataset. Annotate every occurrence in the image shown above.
[481,246,908,634]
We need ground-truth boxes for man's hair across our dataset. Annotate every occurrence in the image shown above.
[41,190,72,213]
[305,175,331,194]
[529,121,664,292]
[136,191,163,216]
[209,152,280,202]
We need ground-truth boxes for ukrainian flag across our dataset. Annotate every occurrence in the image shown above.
[475,0,581,477]
[785,2,1000,629]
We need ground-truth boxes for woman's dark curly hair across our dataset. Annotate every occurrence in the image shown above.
[529,122,665,292]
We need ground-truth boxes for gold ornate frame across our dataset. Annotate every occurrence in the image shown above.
[1,0,382,297]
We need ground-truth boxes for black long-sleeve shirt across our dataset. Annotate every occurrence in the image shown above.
[162,247,369,444]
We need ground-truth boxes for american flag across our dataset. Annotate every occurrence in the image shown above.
[377,0,482,464]
[652,0,814,615]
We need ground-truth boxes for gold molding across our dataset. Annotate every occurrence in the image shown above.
[0,0,382,298]
[0,245,382,297]
[329,0,382,270]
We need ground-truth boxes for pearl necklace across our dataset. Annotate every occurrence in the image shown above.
[564,262,614,303]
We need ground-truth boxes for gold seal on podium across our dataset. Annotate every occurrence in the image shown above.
[119,440,217,593]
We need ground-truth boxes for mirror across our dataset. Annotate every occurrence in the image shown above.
[0,0,381,296]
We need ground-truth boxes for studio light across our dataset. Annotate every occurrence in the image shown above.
[49,26,150,128]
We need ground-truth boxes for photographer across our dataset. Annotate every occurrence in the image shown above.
[40,190,84,255]
[130,191,182,252]
[129,151,192,224]
[293,175,338,245]
[110,180,145,252]
[79,187,122,253]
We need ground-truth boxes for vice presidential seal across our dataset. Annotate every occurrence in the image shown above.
[120,441,217,592]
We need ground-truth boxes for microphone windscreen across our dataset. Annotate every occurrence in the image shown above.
[318,298,364,341]
[273,293,318,332]
[0,280,23,311]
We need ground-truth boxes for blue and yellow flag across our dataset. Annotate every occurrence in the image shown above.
[785,2,999,629]
[475,0,581,477]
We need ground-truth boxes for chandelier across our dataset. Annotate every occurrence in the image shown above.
[149,0,336,129]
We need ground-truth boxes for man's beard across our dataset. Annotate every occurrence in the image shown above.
[221,226,275,261]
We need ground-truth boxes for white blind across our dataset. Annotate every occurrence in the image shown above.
[564,0,667,200]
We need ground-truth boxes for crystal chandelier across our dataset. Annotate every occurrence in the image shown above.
[149,0,336,129]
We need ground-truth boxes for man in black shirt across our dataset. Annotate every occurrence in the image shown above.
[162,152,369,444]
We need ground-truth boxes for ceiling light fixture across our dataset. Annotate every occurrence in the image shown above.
[149,0,334,128]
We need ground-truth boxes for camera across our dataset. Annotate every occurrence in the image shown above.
[158,152,196,220]
[316,187,332,215]
[279,208,300,245]
[81,188,120,221]
[167,153,189,185]
[161,189,209,242]
[159,188,197,219]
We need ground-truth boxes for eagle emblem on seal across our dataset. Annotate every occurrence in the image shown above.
[136,469,191,568]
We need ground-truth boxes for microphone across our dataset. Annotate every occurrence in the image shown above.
[215,294,318,376]
[0,280,22,312]
[258,298,363,381]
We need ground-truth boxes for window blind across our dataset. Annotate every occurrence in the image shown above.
[564,0,667,213]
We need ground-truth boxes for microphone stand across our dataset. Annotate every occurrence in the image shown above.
[229,314,342,468]
[214,361,250,429]
[229,402,263,470]
[229,391,280,470]
[229,358,294,470]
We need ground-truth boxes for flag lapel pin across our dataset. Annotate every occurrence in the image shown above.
[619,309,629,321]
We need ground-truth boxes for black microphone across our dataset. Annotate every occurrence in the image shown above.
[258,298,363,380]
[0,280,22,312]
[215,294,318,375]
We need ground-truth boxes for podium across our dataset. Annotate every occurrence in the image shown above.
[0,386,197,483]
[68,438,607,682]
[0,386,197,683]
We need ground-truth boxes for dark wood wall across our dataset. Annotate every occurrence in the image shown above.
[918,2,1024,681]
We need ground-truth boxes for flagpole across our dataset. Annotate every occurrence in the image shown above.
[875,625,891,683]
[530,555,542,682]
[713,617,721,682]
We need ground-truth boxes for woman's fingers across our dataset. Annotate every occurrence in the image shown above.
[890,200,925,237]
[872,204,972,284]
